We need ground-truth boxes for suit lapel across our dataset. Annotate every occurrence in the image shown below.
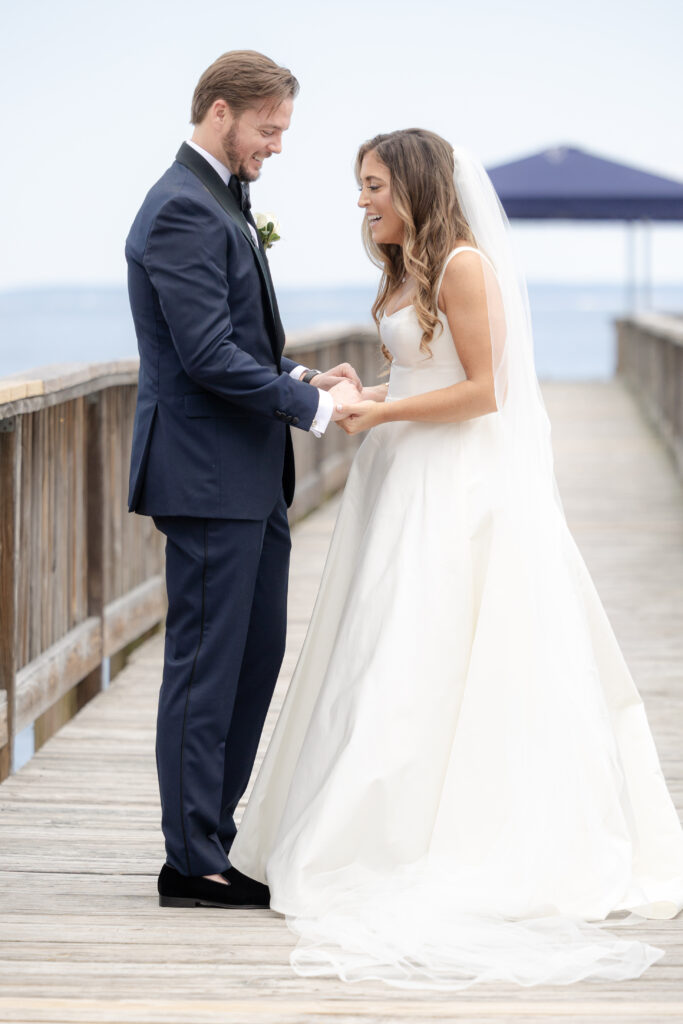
[252,224,286,351]
[174,143,285,358]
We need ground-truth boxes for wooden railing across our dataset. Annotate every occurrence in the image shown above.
[0,328,380,779]
[616,313,683,476]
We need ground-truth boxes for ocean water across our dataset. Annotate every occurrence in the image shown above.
[0,283,681,381]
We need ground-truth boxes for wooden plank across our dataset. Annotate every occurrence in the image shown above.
[0,362,140,421]
[0,692,7,750]
[0,381,44,404]
[7,999,682,1024]
[16,414,31,670]
[75,398,88,630]
[0,362,140,396]
[102,578,166,657]
[623,312,683,347]
[14,619,102,734]
[38,408,49,658]
[83,388,104,663]
[0,421,17,780]
[72,393,103,714]
[107,387,123,604]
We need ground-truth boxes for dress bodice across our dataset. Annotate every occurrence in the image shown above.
[382,306,467,400]
[381,247,484,401]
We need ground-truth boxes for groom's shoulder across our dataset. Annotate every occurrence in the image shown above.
[139,161,217,219]
[126,161,225,252]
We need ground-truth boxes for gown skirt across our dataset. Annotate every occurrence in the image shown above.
[231,286,683,989]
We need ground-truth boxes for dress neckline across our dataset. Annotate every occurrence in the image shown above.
[382,304,450,323]
[383,246,483,320]
[383,303,414,320]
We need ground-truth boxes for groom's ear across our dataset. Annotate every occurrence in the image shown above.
[209,98,236,131]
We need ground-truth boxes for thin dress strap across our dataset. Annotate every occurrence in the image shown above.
[436,246,496,295]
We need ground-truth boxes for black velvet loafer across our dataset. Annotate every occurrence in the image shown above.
[158,863,270,908]
[221,865,271,907]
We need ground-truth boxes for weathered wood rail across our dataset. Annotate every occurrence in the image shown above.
[0,329,380,780]
[617,313,683,475]
[0,361,164,783]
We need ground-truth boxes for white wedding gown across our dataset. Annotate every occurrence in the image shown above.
[231,249,683,989]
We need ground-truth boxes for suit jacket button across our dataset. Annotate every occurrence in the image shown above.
[292,416,300,425]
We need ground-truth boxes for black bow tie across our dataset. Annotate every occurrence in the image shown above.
[228,174,251,213]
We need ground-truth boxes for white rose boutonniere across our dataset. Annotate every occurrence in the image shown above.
[255,212,281,250]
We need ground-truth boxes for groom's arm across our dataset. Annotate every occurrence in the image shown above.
[283,362,364,435]
[278,357,333,436]
[281,355,301,375]
[143,194,321,429]
[288,365,334,436]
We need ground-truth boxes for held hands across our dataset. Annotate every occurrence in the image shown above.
[360,384,389,403]
[310,363,364,423]
[306,363,386,429]
[330,379,364,422]
[310,362,362,392]
[337,400,386,434]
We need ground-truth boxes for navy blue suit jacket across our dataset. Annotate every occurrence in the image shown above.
[125,143,319,518]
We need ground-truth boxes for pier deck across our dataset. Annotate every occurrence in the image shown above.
[0,380,682,1024]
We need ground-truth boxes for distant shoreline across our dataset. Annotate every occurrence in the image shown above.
[2,280,682,297]
[1,283,682,382]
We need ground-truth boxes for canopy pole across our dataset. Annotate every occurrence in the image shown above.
[642,219,652,310]
[626,221,638,313]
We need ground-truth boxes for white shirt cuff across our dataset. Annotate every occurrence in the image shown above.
[310,388,334,437]
[289,365,307,380]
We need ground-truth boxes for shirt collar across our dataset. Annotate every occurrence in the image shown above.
[185,140,231,185]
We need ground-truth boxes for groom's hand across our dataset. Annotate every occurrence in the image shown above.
[330,379,362,422]
[310,363,362,392]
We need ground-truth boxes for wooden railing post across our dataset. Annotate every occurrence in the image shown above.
[78,392,105,709]
[0,417,17,780]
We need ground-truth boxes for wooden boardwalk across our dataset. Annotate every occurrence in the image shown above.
[0,380,682,1024]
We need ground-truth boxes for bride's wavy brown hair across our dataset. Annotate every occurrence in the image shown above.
[356,129,474,360]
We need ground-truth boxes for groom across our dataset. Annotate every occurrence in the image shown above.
[125,50,361,909]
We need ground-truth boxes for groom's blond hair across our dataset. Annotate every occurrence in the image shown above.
[191,50,299,124]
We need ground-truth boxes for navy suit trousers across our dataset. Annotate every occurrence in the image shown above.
[153,497,290,876]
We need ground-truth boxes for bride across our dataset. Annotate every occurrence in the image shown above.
[230,129,683,989]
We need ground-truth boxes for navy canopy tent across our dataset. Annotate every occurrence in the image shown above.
[485,145,683,308]
[486,145,683,222]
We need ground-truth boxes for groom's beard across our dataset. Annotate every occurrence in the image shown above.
[223,122,260,183]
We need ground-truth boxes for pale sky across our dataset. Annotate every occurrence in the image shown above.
[1,0,682,290]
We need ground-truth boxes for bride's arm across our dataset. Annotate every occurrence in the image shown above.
[340,253,497,433]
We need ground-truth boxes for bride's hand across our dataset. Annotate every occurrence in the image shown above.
[311,363,362,392]
[337,400,385,434]
[360,384,389,403]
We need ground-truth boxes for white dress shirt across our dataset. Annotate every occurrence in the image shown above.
[184,140,333,436]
